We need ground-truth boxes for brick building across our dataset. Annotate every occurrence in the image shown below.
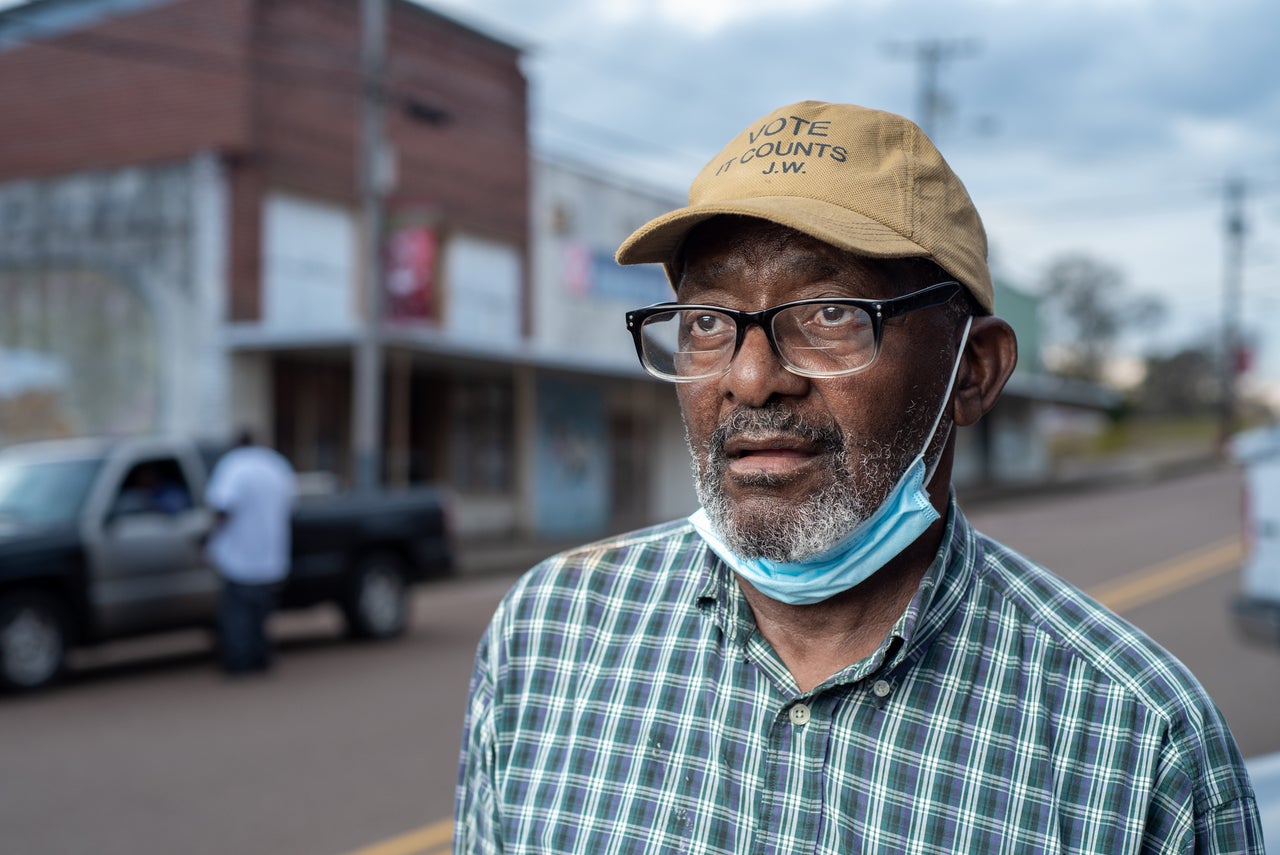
[0,0,542,537]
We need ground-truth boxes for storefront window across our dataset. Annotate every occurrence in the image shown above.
[450,378,513,493]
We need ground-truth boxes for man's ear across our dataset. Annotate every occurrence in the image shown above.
[953,316,1017,427]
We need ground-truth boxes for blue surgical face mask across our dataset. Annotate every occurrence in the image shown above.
[690,317,973,606]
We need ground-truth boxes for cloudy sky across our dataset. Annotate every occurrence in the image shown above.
[428,0,1280,393]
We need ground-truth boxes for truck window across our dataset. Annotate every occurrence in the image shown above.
[112,458,194,517]
[0,457,103,527]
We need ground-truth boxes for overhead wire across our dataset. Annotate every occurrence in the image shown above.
[3,1,1278,223]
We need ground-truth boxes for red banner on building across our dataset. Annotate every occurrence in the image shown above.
[385,225,437,322]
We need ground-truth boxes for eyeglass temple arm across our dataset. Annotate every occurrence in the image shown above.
[879,281,962,319]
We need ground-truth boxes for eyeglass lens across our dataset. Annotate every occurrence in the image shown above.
[639,303,878,380]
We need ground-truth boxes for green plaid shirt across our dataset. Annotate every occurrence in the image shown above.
[456,505,1262,853]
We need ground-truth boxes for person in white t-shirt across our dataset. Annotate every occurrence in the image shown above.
[205,430,297,675]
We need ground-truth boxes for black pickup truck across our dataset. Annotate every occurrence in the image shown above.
[0,436,453,691]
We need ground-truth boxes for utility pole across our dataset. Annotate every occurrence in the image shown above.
[353,0,389,490]
[1219,177,1247,449]
[884,38,981,139]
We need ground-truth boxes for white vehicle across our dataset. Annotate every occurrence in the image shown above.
[1246,751,1280,850]
[1233,425,1280,644]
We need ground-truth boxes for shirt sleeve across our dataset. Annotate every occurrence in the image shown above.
[205,458,238,512]
[1142,721,1265,853]
[454,623,503,855]
[1194,796,1266,853]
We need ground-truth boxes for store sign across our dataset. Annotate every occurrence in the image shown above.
[561,240,669,305]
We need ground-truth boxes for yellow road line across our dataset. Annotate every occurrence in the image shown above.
[339,819,453,855]
[1087,536,1242,613]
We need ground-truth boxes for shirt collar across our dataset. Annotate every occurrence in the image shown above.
[695,538,756,649]
[691,496,981,682]
[883,497,979,672]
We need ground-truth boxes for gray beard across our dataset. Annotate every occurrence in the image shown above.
[688,405,926,563]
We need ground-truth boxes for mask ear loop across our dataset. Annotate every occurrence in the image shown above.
[922,315,974,489]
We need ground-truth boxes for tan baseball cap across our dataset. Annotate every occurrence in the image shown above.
[616,100,994,313]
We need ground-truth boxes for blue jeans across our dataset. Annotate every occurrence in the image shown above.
[218,581,280,674]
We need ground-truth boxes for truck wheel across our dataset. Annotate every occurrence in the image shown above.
[0,592,68,692]
[342,554,408,640]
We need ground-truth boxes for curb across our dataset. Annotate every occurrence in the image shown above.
[454,452,1231,578]
[958,452,1227,509]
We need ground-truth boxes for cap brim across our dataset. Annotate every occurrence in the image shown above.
[616,196,930,267]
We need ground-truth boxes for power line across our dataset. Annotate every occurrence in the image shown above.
[8,3,1280,224]
[535,107,706,163]
[986,174,1280,224]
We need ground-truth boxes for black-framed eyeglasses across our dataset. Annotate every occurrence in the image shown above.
[625,281,962,382]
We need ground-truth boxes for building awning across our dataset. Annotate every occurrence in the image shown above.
[222,323,651,381]
[1002,371,1122,410]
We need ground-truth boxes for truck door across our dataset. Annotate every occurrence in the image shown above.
[88,457,219,636]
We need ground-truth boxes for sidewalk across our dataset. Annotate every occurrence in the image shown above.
[454,535,585,579]
[453,444,1230,578]
[958,443,1225,507]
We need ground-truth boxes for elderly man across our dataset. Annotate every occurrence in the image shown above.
[456,102,1262,853]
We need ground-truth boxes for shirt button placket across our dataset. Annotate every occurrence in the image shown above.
[869,678,894,710]
[789,702,811,726]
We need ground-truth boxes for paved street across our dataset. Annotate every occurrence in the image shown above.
[2,464,1276,854]
[966,465,1277,758]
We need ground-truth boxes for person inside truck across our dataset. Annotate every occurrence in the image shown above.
[455,101,1263,853]
[113,461,193,517]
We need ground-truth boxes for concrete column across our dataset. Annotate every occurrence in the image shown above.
[190,151,231,441]
[513,363,538,539]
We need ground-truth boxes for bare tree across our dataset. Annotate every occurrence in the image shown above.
[1038,254,1166,384]
[1135,344,1219,416]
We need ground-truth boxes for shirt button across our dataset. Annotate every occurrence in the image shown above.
[872,679,892,698]
[789,703,811,726]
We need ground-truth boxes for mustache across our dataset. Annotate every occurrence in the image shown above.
[706,405,844,460]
